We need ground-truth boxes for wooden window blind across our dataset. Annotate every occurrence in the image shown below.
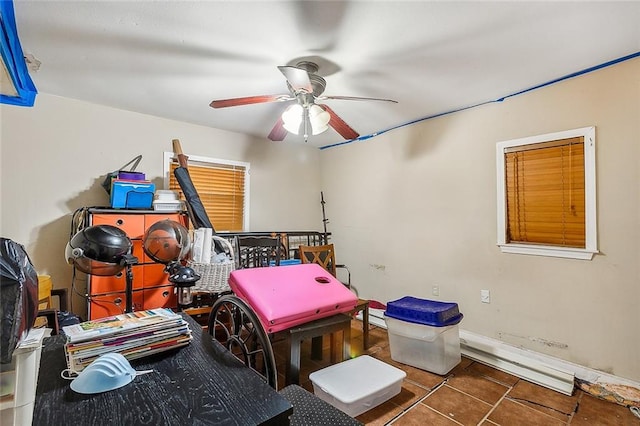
[169,161,246,232]
[504,136,585,248]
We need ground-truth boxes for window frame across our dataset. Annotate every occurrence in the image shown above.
[496,127,597,260]
[163,152,250,232]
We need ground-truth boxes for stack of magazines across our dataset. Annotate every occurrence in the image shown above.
[62,308,192,373]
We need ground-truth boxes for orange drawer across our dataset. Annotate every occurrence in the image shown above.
[91,213,145,261]
[131,240,144,264]
[143,263,170,288]
[91,213,145,238]
[90,266,143,293]
[143,285,176,310]
[88,291,144,320]
[145,213,183,227]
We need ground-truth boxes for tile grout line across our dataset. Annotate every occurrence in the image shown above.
[440,381,499,407]
[434,382,499,424]
[567,389,585,424]
[476,384,514,425]
[504,397,573,424]
[394,375,499,425]
[423,405,466,426]
[386,379,450,425]
[506,395,575,418]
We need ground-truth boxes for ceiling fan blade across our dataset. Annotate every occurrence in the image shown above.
[320,95,398,103]
[268,117,287,141]
[210,94,292,109]
[320,104,359,140]
[278,66,313,93]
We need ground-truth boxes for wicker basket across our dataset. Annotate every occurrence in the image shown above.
[189,235,235,294]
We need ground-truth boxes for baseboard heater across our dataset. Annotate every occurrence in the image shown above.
[459,330,575,395]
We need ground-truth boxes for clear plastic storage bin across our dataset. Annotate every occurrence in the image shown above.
[384,296,463,375]
[309,355,406,418]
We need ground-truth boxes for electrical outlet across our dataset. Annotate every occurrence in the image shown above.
[481,289,491,303]
[432,285,439,296]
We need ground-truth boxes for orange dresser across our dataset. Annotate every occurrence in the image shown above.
[86,209,188,319]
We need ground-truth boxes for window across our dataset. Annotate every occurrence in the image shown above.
[163,153,250,232]
[496,127,597,260]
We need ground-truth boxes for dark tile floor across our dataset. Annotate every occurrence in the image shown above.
[272,320,640,425]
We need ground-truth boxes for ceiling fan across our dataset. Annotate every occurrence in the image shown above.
[209,61,397,142]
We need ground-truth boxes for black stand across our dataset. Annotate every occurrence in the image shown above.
[166,261,199,311]
[321,191,329,244]
[120,254,139,313]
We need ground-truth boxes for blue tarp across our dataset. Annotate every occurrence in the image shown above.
[0,0,37,106]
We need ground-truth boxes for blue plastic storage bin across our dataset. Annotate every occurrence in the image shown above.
[384,296,463,374]
[110,181,155,209]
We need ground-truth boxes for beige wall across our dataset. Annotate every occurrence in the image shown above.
[0,94,322,314]
[320,58,640,382]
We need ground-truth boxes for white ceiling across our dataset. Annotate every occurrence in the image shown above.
[13,1,640,148]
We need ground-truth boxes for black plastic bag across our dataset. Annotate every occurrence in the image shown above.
[57,311,81,330]
[101,154,142,195]
[0,238,38,363]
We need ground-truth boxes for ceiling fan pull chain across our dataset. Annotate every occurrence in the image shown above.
[303,106,310,142]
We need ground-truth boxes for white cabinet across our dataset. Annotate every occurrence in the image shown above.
[0,328,48,426]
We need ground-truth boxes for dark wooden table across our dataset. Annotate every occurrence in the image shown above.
[33,314,293,425]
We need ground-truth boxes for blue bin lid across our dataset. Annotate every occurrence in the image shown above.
[385,296,463,327]
[268,259,302,266]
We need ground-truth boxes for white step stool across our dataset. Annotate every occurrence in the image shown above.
[308,355,406,418]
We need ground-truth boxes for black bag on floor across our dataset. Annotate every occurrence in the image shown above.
[0,238,38,363]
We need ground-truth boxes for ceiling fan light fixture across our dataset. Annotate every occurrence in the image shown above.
[309,104,330,135]
[282,104,303,134]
